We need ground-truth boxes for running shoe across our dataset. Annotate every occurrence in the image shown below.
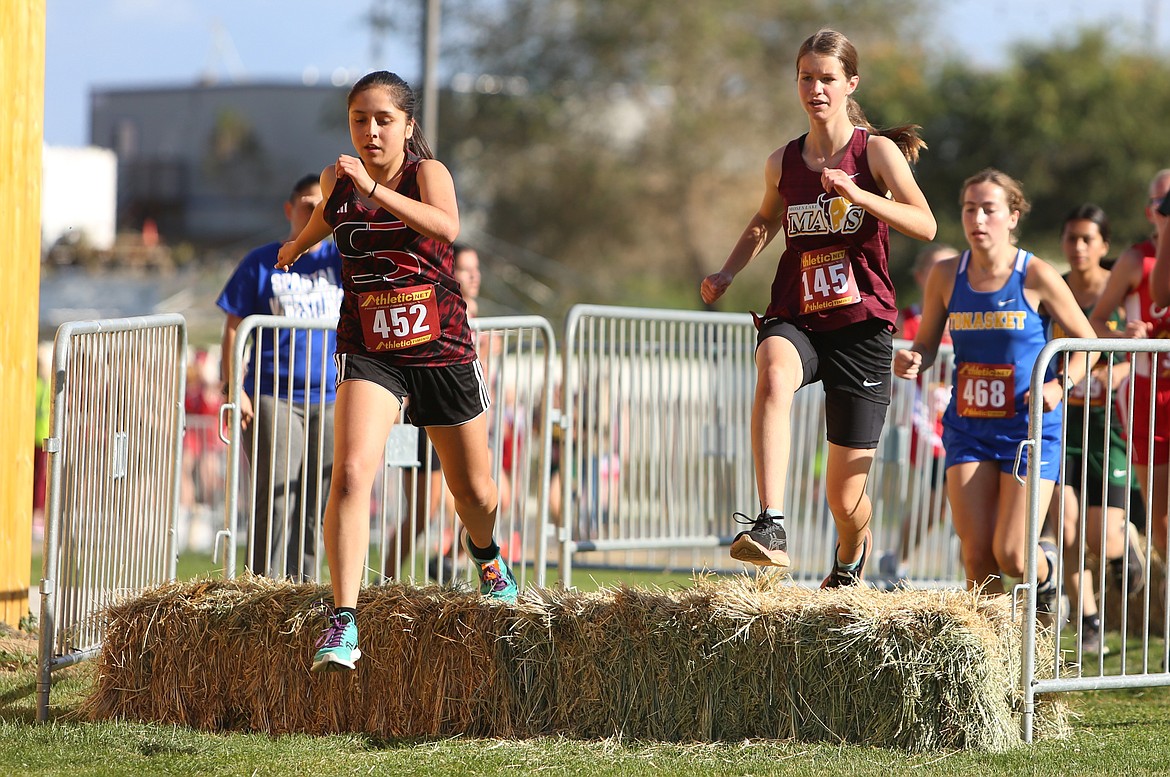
[312,610,361,672]
[1079,614,1109,656]
[729,512,790,571]
[463,533,519,603]
[821,530,871,589]
[1108,528,1147,598]
[1035,539,1060,615]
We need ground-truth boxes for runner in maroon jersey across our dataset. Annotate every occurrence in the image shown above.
[276,71,518,674]
[1090,168,1170,569]
[701,29,936,586]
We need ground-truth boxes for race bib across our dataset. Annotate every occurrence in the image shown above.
[956,363,1015,419]
[357,283,440,352]
[1067,375,1106,408]
[799,245,861,316]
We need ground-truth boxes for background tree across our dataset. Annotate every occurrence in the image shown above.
[419,8,1170,318]
[910,28,1170,291]
[438,0,932,317]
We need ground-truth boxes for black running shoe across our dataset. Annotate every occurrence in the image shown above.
[1035,539,1060,614]
[1108,531,1146,598]
[730,512,790,571]
[1079,614,1108,656]
[821,530,871,589]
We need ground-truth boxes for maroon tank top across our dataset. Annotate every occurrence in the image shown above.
[323,155,475,365]
[764,127,896,331]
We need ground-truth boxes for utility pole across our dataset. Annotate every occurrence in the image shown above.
[367,0,393,66]
[421,0,440,153]
[1147,0,1161,49]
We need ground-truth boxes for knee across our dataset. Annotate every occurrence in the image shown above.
[960,542,997,574]
[330,456,378,500]
[445,473,498,514]
[757,361,798,403]
[825,490,865,522]
[994,545,1028,578]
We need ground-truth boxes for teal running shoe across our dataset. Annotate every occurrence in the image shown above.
[463,534,519,603]
[311,610,361,672]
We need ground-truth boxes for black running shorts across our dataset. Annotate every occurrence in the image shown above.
[756,317,893,449]
[334,352,490,427]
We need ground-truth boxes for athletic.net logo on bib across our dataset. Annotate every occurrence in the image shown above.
[956,362,1015,419]
[799,245,861,315]
[358,283,440,352]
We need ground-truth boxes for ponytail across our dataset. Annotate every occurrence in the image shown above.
[846,96,927,165]
[407,125,435,160]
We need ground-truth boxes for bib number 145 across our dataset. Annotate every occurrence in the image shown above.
[798,246,861,315]
[802,263,851,301]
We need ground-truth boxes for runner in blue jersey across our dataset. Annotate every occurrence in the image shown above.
[218,173,344,581]
[894,169,1098,608]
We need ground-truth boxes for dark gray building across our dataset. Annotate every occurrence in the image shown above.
[90,81,350,249]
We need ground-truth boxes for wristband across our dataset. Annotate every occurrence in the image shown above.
[368,181,378,198]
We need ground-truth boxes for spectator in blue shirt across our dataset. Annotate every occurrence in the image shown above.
[217,174,344,580]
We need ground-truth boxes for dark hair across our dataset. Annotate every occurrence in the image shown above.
[289,173,321,201]
[795,29,927,164]
[1061,203,1111,244]
[348,71,434,159]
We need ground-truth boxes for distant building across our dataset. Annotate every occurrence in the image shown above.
[42,145,117,251]
[89,81,349,248]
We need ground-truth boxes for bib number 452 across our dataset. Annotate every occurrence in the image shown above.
[357,283,441,352]
[371,304,430,339]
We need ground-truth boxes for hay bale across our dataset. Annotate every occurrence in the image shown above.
[80,574,1068,750]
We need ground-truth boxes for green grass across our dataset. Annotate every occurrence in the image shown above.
[3,660,1170,777]
[8,553,1170,775]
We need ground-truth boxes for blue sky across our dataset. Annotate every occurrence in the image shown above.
[43,0,1167,147]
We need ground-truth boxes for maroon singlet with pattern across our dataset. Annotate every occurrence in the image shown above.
[764,126,896,331]
[323,154,476,366]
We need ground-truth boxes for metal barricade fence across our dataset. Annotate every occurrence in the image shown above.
[874,340,962,587]
[37,314,187,721]
[221,314,556,589]
[557,304,963,587]
[385,316,557,590]
[1022,338,1170,743]
[220,315,338,581]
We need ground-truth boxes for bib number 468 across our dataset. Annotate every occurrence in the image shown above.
[956,362,1015,418]
[961,378,1006,410]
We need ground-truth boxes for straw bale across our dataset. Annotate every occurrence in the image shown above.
[81,573,1068,750]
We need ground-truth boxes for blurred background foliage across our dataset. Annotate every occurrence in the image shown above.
[407,1,1170,319]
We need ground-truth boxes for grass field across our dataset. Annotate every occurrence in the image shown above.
[6,551,1170,776]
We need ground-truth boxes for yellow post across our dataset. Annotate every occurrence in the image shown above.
[0,1,46,628]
